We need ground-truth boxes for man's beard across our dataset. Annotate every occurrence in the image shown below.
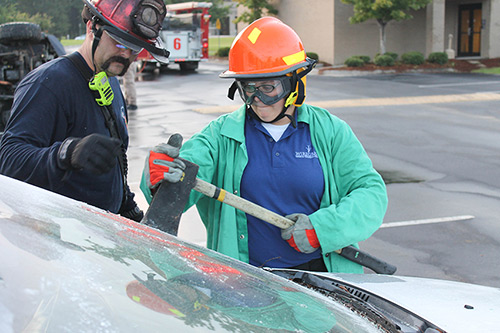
[101,56,130,76]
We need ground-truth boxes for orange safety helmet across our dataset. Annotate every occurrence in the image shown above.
[82,0,169,62]
[220,16,312,78]
[220,17,316,117]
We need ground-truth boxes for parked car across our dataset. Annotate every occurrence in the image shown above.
[0,22,65,137]
[1,174,499,332]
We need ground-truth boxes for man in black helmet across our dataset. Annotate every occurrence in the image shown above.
[0,0,169,221]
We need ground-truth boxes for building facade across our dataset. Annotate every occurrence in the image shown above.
[234,0,500,65]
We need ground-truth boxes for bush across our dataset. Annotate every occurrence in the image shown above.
[306,52,319,61]
[401,51,425,65]
[216,47,230,57]
[354,55,371,64]
[344,56,365,67]
[384,52,398,61]
[374,54,395,67]
[427,52,448,65]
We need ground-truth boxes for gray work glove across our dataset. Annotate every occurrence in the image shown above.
[143,133,186,189]
[281,213,320,254]
[57,133,121,175]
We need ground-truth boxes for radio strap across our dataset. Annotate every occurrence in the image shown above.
[65,52,129,207]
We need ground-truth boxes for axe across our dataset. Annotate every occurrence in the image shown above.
[142,135,397,275]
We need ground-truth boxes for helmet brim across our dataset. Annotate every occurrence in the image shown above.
[219,60,311,79]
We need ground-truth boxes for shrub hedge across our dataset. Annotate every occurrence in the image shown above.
[374,54,395,67]
[344,56,366,67]
[427,52,448,65]
[401,51,425,65]
[307,52,319,61]
[215,47,230,57]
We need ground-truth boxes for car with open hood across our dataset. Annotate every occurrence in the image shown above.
[1,174,499,332]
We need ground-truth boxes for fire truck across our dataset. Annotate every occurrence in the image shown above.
[137,1,212,72]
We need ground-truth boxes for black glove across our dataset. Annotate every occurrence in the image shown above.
[119,205,144,222]
[58,134,122,175]
[119,187,144,222]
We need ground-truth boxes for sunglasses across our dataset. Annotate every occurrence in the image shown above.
[115,43,142,55]
[106,32,143,55]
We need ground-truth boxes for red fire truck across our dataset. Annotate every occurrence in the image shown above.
[136,1,212,72]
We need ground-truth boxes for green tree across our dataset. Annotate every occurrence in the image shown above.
[0,4,54,31]
[341,0,431,54]
[14,0,83,38]
[208,0,231,27]
[233,0,278,24]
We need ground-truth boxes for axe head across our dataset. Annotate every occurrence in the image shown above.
[142,158,199,236]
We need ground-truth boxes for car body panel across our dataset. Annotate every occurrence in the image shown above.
[0,175,381,332]
[317,272,500,332]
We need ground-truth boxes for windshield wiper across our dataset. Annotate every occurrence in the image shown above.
[270,269,402,332]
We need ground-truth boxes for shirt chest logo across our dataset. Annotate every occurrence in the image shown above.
[295,145,318,159]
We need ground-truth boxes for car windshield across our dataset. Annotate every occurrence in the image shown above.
[0,175,382,332]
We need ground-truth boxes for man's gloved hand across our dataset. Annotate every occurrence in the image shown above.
[57,133,121,175]
[281,213,320,254]
[119,204,144,222]
[143,133,186,190]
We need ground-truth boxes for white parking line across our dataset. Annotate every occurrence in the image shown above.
[381,215,475,228]
[418,81,500,88]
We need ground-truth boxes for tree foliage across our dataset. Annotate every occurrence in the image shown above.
[0,4,54,31]
[0,0,232,39]
[233,0,278,24]
[341,0,431,54]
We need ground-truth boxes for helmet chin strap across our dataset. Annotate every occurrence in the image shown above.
[90,20,104,75]
[245,104,296,127]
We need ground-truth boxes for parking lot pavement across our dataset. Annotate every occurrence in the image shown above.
[118,60,500,287]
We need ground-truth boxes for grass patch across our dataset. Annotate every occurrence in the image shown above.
[472,67,500,75]
[209,36,234,56]
[60,39,84,46]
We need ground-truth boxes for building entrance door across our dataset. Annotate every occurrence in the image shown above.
[458,4,482,57]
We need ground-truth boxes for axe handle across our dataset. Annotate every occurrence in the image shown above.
[193,178,396,275]
[194,178,294,229]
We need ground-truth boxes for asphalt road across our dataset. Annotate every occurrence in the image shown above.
[125,61,500,288]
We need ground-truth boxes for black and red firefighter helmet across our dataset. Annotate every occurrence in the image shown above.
[81,0,169,63]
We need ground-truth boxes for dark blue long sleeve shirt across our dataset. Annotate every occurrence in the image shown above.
[0,53,128,213]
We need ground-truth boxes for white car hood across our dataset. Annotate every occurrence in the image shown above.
[319,273,500,332]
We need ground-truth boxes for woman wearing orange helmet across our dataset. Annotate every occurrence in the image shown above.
[142,17,387,273]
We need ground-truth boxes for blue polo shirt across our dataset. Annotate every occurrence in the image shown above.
[241,116,325,268]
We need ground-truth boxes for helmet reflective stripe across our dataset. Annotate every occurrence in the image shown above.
[247,27,261,44]
[283,50,306,66]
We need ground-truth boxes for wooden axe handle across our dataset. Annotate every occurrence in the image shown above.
[194,178,294,229]
[193,178,397,275]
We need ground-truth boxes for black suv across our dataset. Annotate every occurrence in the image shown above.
[0,22,65,137]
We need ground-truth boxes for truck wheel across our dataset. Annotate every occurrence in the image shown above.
[0,22,42,44]
[179,62,198,72]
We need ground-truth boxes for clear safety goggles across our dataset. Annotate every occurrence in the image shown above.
[236,77,292,106]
